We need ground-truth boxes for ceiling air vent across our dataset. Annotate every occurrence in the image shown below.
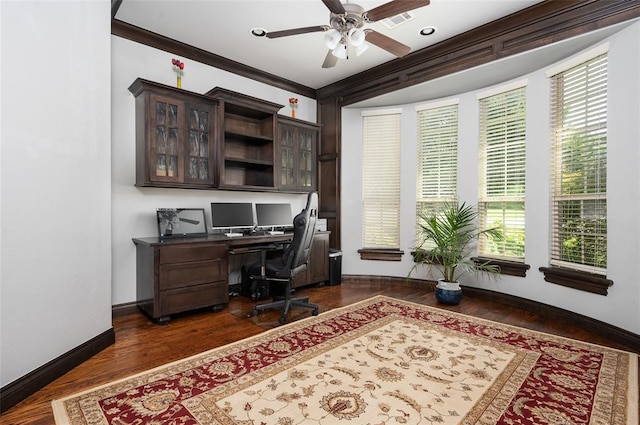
[380,11,415,29]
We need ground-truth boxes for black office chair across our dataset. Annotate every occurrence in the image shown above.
[248,191,319,324]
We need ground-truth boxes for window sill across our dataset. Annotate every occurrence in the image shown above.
[358,248,404,261]
[472,257,530,277]
[538,266,613,295]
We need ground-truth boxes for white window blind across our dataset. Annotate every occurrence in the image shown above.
[362,113,401,249]
[478,86,526,260]
[549,53,607,274]
[416,103,458,244]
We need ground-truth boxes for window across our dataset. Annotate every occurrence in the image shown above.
[478,86,526,261]
[361,110,401,253]
[416,101,458,246]
[548,53,608,275]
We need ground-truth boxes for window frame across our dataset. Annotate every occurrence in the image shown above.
[541,45,612,294]
[359,109,404,261]
[476,82,528,264]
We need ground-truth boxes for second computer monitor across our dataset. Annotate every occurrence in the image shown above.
[256,203,293,230]
[210,202,254,232]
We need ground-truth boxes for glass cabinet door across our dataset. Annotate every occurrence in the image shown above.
[185,103,213,184]
[297,128,315,188]
[277,120,318,190]
[130,78,219,188]
[280,125,296,187]
[149,94,183,182]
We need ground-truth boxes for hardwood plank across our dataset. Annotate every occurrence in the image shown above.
[2,280,638,424]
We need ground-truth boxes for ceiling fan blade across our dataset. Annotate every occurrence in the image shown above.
[266,25,328,39]
[322,0,346,15]
[322,50,339,68]
[365,0,430,22]
[365,30,411,57]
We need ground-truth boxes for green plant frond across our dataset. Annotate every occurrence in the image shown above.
[411,201,506,283]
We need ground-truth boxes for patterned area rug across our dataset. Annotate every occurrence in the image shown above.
[52,295,638,425]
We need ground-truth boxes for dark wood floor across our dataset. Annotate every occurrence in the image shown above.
[2,280,638,424]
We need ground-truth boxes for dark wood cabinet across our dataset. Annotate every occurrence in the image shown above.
[129,78,219,189]
[133,239,229,324]
[133,231,330,323]
[277,117,319,191]
[130,79,322,194]
[206,87,283,190]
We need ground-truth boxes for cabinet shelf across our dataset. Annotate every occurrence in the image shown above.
[224,130,273,144]
[208,87,282,189]
[225,157,273,167]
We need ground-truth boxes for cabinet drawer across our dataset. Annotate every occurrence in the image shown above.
[159,259,227,290]
[160,244,227,264]
[160,282,228,315]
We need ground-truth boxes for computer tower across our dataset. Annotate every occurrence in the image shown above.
[240,266,270,301]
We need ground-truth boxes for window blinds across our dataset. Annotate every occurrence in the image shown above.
[549,53,607,273]
[416,104,458,205]
[478,87,526,260]
[416,104,458,243]
[362,113,401,249]
[478,87,527,261]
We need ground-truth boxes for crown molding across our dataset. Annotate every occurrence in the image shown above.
[111,19,317,99]
[317,0,640,105]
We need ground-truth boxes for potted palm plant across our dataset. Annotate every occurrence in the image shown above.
[410,201,505,304]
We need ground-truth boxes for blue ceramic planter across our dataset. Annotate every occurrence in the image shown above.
[435,287,462,305]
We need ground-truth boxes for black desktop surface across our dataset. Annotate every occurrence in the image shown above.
[132,230,295,247]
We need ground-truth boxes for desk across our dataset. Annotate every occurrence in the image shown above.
[132,231,330,324]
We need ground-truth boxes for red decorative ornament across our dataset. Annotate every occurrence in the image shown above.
[172,58,185,88]
[289,97,298,118]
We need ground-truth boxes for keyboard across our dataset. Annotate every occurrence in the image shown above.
[225,232,244,237]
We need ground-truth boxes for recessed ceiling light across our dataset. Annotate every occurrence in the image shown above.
[420,26,437,36]
[250,28,267,37]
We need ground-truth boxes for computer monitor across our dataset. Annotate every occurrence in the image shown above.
[156,208,207,238]
[210,202,254,232]
[256,203,293,230]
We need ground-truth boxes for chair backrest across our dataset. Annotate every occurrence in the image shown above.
[277,191,318,278]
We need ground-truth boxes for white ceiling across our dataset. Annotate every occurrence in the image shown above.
[114,0,546,90]
[115,0,636,108]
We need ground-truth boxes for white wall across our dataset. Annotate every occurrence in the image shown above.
[111,37,317,304]
[342,22,640,334]
[1,1,112,387]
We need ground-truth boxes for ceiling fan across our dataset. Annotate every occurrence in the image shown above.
[259,0,431,68]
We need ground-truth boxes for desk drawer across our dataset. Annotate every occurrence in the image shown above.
[160,244,227,264]
[159,259,227,290]
[160,281,228,315]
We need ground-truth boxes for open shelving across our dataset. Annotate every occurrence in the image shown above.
[206,87,283,190]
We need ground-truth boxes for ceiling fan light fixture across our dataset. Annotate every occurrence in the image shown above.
[324,29,341,50]
[331,43,348,59]
[348,28,365,46]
